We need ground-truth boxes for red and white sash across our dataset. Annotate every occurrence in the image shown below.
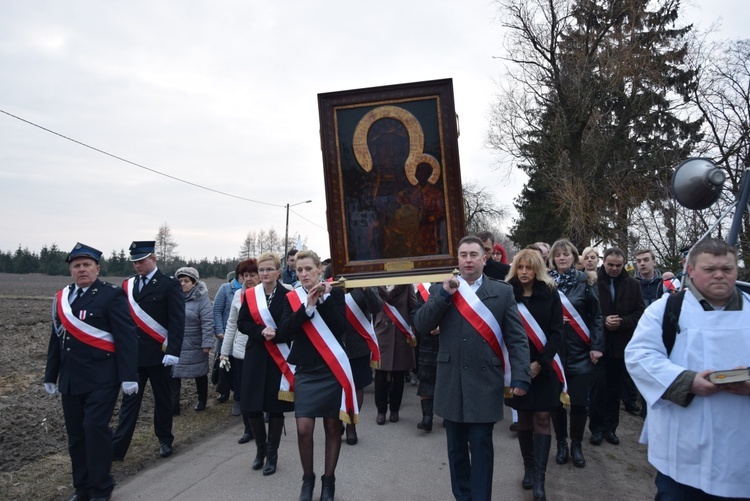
[344,294,381,368]
[382,301,417,346]
[123,277,168,347]
[246,284,296,402]
[558,291,590,346]
[451,278,511,387]
[516,303,569,404]
[415,283,430,302]
[287,288,358,424]
[55,288,115,352]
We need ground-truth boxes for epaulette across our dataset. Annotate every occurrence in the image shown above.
[99,280,119,289]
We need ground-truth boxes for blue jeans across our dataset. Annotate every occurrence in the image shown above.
[655,471,750,501]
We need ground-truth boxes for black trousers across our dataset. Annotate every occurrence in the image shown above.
[444,420,495,501]
[61,384,119,498]
[589,354,625,434]
[374,370,406,414]
[112,364,174,458]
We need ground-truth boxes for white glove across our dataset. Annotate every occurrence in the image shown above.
[219,357,231,371]
[162,354,179,367]
[121,381,139,395]
[44,382,57,394]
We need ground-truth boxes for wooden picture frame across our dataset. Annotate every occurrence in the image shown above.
[318,78,465,283]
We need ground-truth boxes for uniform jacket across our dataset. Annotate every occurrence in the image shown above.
[374,285,416,371]
[172,281,214,378]
[413,276,531,423]
[130,269,185,367]
[45,279,138,395]
[277,287,348,371]
[597,267,645,358]
[556,269,604,374]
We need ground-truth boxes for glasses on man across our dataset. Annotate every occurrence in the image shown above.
[258,268,277,273]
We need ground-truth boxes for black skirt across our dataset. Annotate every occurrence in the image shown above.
[508,366,563,412]
[294,365,342,418]
[350,354,373,390]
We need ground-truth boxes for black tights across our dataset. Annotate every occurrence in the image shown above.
[516,410,551,435]
[296,417,341,477]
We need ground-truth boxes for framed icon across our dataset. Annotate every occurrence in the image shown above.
[318,78,465,282]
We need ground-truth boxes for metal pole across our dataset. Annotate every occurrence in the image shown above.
[284,203,290,269]
[728,168,750,246]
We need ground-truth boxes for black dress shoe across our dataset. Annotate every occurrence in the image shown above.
[159,443,173,458]
[376,413,386,425]
[238,433,252,444]
[67,494,90,501]
[389,411,399,423]
[90,497,111,501]
[216,393,229,403]
[605,431,620,445]
[194,400,207,411]
[589,431,603,446]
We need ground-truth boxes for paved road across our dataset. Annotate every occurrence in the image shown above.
[114,386,656,500]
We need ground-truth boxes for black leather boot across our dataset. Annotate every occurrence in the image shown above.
[299,473,315,501]
[249,417,267,470]
[417,399,433,432]
[532,434,551,501]
[320,475,335,501]
[570,413,587,468]
[263,416,284,476]
[517,429,534,489]
[552,407,568,464]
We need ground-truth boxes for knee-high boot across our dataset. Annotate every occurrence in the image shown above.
[263,416,284,476]
[532,434,551,501]
[517,429,534,489]
[249,416,267,470]
[417,399,433,432]
[552,407,568,464]
[570,413,587,468]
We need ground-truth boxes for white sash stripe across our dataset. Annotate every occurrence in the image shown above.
[455,278,511,386]
[124,277,168,346]
[558,291,590,341]
[516,302,568,395]
[58,287,114,346]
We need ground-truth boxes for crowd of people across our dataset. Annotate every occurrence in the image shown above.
[44,235,750,501]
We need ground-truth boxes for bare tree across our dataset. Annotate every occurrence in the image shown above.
[463,182,510,236]
[239,231,257,259]
[155,222,178,264]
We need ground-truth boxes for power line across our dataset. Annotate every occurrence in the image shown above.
[0,108,285,208]
[290,208,328,232]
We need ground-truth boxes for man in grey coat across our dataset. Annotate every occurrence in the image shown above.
[414,236,531,501]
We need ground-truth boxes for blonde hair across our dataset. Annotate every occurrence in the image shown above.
[295,250,321,268]
[550,239,579,270]
[581,247,598,259]
[257,252,281,269]
[507,249,556,290]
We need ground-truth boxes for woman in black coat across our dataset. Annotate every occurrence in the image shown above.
[276,250,351,501]
[548,239,604,469]
[506,249,564,501]
[236,252,293,477]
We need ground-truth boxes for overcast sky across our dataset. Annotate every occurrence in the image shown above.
[1,1,746,261]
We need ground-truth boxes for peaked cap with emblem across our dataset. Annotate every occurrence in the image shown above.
[66,242,103,264]
[129,240,156,262]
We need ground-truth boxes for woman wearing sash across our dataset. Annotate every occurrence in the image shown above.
[506,249,564,501]
[277,250,351,501]
[548,239,603,468]
[236,252,294,476]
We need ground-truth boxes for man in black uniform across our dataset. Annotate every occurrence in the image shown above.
[44,243,138,501]
[112,241,185,459]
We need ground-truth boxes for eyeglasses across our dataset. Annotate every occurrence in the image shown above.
[258,268,277,273]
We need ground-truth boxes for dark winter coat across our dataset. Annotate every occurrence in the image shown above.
[598,267,645,358]
[374,285,416,372]
[556,269,604,375]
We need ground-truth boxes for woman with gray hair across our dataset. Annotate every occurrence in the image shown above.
[171,267,214,413]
